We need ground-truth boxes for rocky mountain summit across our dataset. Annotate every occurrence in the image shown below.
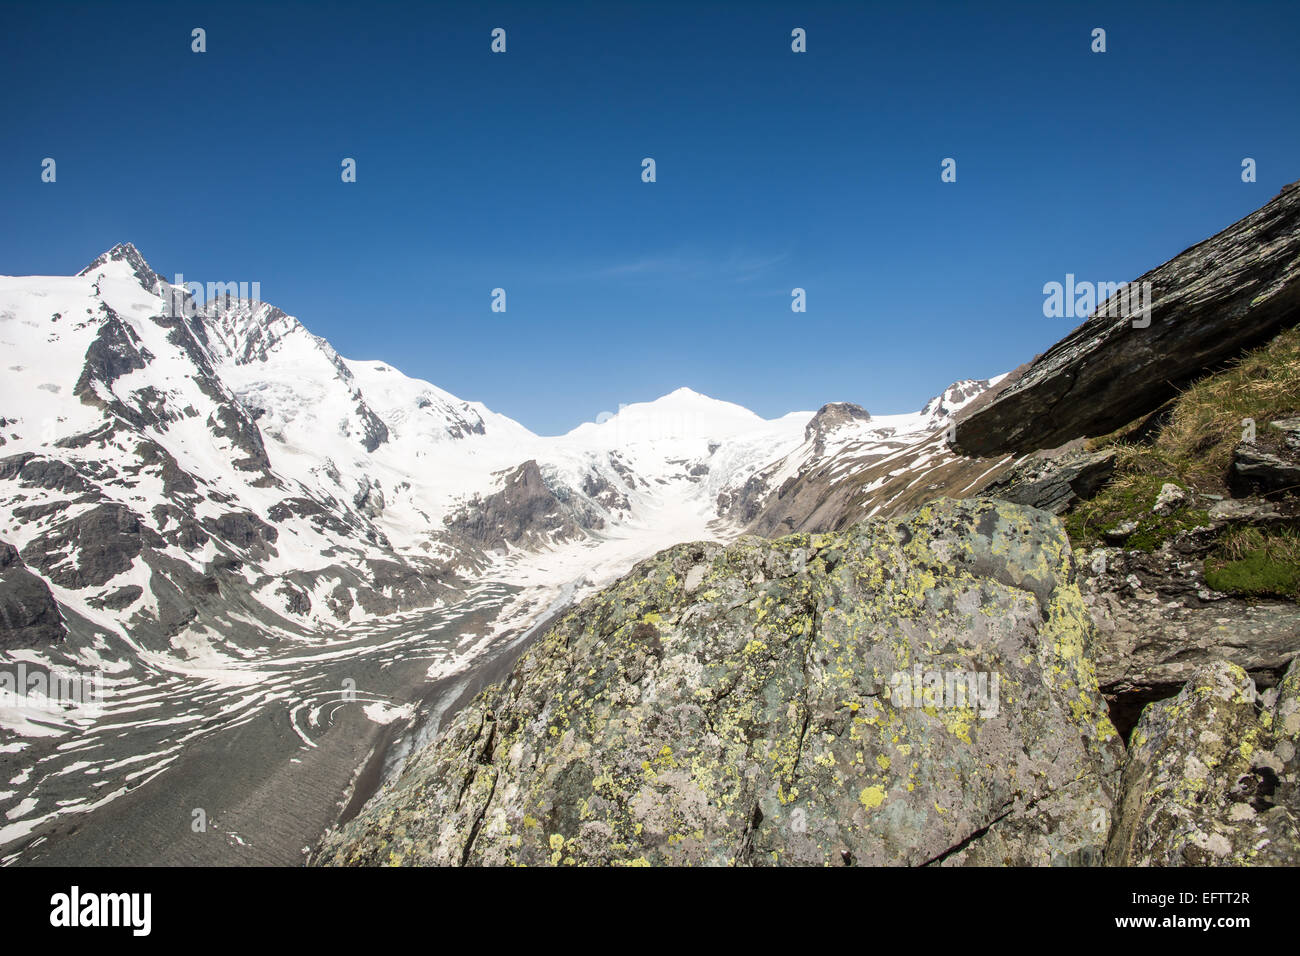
[0,541,65,649]
[803,402,871,455]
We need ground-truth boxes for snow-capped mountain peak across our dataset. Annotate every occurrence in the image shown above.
[77,241,165,294]
[921,376,1007,424]
[566,387,771,447]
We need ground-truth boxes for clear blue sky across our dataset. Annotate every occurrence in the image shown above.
[4,0,1298,435]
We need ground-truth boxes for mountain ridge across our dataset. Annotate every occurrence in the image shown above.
[0,243,1004,860]
[1,244,1002,650]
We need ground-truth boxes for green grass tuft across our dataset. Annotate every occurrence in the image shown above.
[1086,325,1300,494]
[1064,326,1300,560]
[1065,475,1208,551]
[1204,526,1300,599]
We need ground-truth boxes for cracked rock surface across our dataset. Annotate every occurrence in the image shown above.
[1108,658,1300,865]
[1077,505,1300,701]
[979,447,1117,515]
[312,498,1123,866]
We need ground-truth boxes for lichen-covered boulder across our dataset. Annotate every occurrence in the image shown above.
[1107,658,1300,865]
[313,498,1122,867]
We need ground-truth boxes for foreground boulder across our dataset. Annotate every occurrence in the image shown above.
[954,181,1300,456]
[314,498,1122,866]
[1108,659,1300,865]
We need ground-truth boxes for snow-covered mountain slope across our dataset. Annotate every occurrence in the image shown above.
[0,248,463,665]
[0,244,1007,674]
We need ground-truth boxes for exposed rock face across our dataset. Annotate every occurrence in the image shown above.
[352,476,386,519]
[73,308,153,424]
[1079,508,1300,706]
[1229,417,1300,498]
[0,454,91,494]
[804,402,871,456]
[313,499,1122,866]
[954,182,1300,456]
[1108,659,1300,866]
[1230,445,1300,498]
[22,503,164,590]
[443,460,584,551]
[579,469,630,518]
[980,447,1116,515]
[0,541,67,648]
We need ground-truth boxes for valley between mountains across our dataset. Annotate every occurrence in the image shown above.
[0,242,1004,864]
[5,180,1300,866]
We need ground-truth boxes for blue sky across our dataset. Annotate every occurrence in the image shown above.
[4,0,1298,435]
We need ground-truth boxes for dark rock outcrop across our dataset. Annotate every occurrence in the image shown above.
[21,503,163,590]
[10,456,91,494]
[580,470,630,515]
[1229,418,1300,498]
[954,182,1300,456]
[804,402,871,456]
[443,460,583,551]
[981,447,1116,515]
[0,541,67,648]
[1229,444,1300,498]
[203,510,279,557]
[0,452,34,481]
[352,477,386,519]
[73,308,154,426]
[88,585,144,612]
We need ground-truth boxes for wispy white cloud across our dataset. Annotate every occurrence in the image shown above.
[588,247,790,283]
